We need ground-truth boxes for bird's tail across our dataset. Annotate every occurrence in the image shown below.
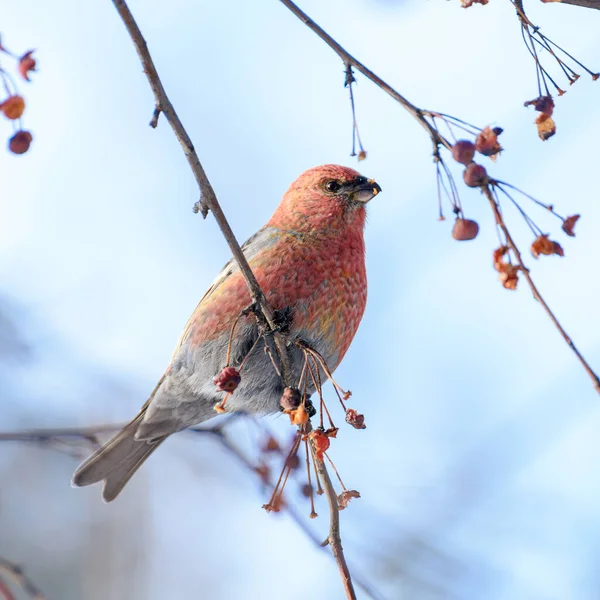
[72,377,168,502]
[72,410,166,502]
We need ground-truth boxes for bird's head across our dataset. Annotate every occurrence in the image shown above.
[268,164,382,235]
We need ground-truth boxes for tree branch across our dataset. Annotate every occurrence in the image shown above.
[0,558,46,600]
[278,0,599,394]
[0,421,382,600]
[542,0,600,9]
[278,0,451,151]
[482,184,600,392]
[111,0,292,386]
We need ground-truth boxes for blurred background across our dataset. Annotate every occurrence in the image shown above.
[2,0,600,598]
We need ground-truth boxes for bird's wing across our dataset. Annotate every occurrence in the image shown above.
[171,226,278,359]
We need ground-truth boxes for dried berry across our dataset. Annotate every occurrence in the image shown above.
[345,408,366,429]
[463,163,488,187]
[288,404,309,426]
[535,113,556,141]
[528,95,554,117]
[309,429,330,461]
[338,489,361,510]
[8,130,33,155]
[475,126,502,158]
[493,246,520,291]
[531,234,564,259]
[451,140,475,165]
[280,387,301,411]
[452,218,479,241]
[1,95,25,120]
[562,214,580,237]
[18,51,36,81]
[213,366,241,392]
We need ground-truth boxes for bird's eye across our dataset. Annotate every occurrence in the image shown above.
[325,180,341,193]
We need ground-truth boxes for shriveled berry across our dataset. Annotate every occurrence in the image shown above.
[288,405,309,426]
[531,234,564,259]
[562,214,580,237]
[280,387,301,411]
[309,429,330,460]
[345,408,366,429]
[18,51,36,81]
[463,163,488,187]
[213,366,241,392]
[338,489,361,510]
[475,126,502,158]
[535,113,556,141]
[452,218,479,241]
[534,95,554,117]
[8,130,33,155]
[451,140,475,165]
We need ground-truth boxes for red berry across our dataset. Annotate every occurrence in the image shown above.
[213,366,241,392]
[463,163,487,187]
[451,140,475,165]
[8,130,33,155]
[452,218,479,241]
[301,483,313,497]
[1,95,25,120]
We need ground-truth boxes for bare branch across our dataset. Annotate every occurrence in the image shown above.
[482,184,600,392]
[278,0,451,151]
[111,0,292,385]
[543,0,600,9]
[0,421,382,600]
[0,558,46,600]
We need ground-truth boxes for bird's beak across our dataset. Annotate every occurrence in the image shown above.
[348,177,382,204]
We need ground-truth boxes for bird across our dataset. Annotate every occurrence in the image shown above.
[72,164,381,501]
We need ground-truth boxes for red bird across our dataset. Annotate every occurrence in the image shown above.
[73,164,381,501]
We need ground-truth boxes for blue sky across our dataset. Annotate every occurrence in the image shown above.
[2,0,600,598]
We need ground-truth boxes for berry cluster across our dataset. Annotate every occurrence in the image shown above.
[0,37,36,154]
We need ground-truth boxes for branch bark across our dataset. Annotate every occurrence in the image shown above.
[542,0,600,9]
[111,0,292,386]
[106,2,361,595]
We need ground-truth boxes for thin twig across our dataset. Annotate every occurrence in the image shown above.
[0,419,379,599]
[190,425,382,600]
[301,422,357,600]
[483,184,600,392]
[0,558,46,600]
[278,0,452,152]
[278,0,599,393]
[111,0,293,387]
